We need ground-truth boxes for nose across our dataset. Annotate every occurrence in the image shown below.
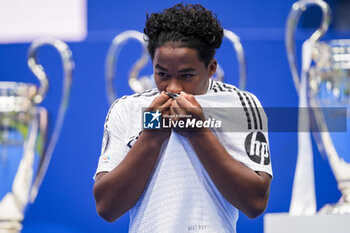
[166,79,182,94]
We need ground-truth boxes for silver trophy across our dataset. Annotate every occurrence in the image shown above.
[287,0,350,214]
[105,29,246,104]
[0,38,73,232]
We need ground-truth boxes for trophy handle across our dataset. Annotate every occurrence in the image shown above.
[105,30,150,105]
[27,38,74,202]
[285,0,331,93]
[223,29,247,90]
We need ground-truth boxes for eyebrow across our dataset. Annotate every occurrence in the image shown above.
[155,64,196,73]
[155,64,168,71]
[178,68,196,73]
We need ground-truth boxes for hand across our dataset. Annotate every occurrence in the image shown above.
[169,91,208,137]
[143,91,173,142]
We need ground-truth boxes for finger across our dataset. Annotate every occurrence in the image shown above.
[159,98,174,117]
[171,100,185,116]
[177,92,205,120]
[169,107,178,122]
[162,109,171,119]
[149,91,170,108]
[180,91,200,106]
[176,94,194,108]
[160,97,174,109]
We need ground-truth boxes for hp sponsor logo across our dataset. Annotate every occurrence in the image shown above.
[244,131,270,165]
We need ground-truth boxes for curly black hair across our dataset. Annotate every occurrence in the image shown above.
[144,3,224,67]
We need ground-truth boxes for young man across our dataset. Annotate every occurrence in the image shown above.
[93,3,272,233]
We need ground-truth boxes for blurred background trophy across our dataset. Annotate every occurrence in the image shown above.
[286,0,350,214]
[0,38,73,232]
[105,29,247,103]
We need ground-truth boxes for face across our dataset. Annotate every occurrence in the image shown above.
[152,44,217,95]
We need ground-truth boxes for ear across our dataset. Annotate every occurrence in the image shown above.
[207,59,217,78]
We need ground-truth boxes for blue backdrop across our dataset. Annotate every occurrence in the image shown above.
[0,0,348,232]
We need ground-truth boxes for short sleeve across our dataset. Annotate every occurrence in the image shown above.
[218,92,273,177]
[93,99,130,179]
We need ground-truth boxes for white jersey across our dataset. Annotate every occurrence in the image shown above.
[94,79,273,233]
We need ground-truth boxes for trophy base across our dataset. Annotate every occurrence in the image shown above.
[0,221,22,233]
[319,198,350,214]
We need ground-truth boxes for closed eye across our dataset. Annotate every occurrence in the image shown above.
[156,72,169,78]
[180,73,195,79]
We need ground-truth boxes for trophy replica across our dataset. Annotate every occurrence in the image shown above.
[0,38,73,232]
[220,29,246,90]
[105,29,246,103]
[286,0,350,214]
[105,30,152,104]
